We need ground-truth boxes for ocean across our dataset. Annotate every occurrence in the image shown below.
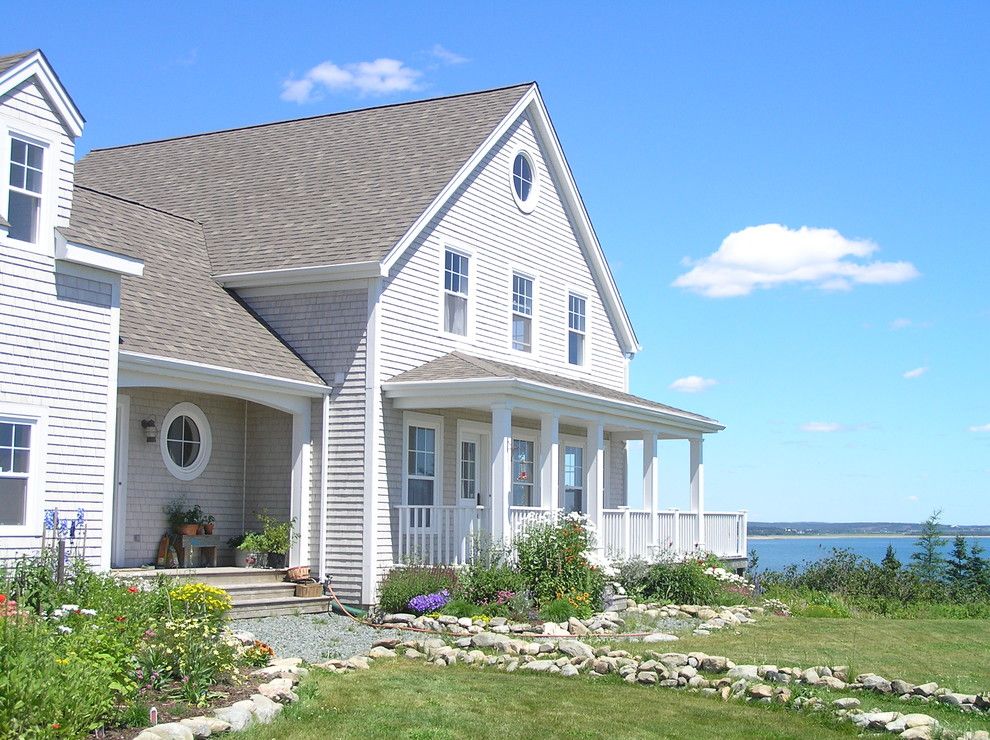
[748,535,990,572]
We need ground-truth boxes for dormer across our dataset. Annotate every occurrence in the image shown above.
[0,50,85,257]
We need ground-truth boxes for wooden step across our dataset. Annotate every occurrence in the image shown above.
[223,582,300,603]
[231,595,332,619]
[115,567,290,586]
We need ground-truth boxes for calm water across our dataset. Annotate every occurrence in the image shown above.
[749,535,990,572]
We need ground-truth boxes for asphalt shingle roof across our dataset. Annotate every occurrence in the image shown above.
[66,186,324,386]
[0,50,35,77]
[388,352,721,426]
[74,84,532,275]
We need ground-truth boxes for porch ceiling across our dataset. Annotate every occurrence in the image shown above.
[382,352,724,436]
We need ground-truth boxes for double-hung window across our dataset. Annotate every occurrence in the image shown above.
[443,249,469,336]
[407,425,437,527]
[0,420,32,526]
[568,294,587,365]
[511,273,533,352]
[511,439,537,507]
[7,138,44,244]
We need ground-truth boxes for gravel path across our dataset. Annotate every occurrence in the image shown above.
[232,613,405,663]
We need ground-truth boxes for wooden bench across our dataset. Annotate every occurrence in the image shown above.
[174,534,221,568]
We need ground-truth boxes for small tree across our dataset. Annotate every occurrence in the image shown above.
[965,540,990,595]
[881,544,901,572]
[947,535,969,587]
[909,510,947,583]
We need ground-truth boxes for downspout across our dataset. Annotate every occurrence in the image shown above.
[318,391,330,581]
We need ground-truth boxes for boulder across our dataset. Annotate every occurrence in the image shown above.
[747,684,773,699]
[258,677,298,703]
[819,676,847,690]
[142,724,194,740]
[801,667,821,685]
[913,682,939,697]
[213,705,253,732]
[861,674,893,693]
[891,679,916,695]
[643,633,679,643]
[249,694,283,724]
[542,622,569,637]
[727,665,760,681]
[700,655,729,673]
[637,671,659,685]
[899,728,933,740]
[557,640,596,660]
[472,632,511,651]
[522,660,556,672]
[902,714,937,728]
[372,638,400,649]
[561,664,580,677]
[568,617,590,636]
[366,647,395,659]
[832,698,860,709]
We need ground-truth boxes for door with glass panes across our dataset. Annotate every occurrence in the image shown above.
[561,438,585,515]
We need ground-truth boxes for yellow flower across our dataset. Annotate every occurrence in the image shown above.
[55,658,69,666]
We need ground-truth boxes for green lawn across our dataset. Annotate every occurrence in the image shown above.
[237,661,859,740]
[613,616,989,693]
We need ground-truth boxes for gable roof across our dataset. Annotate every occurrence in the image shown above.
[0,50,35,76]
[75,84,533,275]
[66,185,324,386]
[0,49,84,136]
[386,352,722,430]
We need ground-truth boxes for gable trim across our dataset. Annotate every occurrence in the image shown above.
[0,51,84,138]
[380,84,641,356]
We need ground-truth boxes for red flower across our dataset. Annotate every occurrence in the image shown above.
[51,723,61,729]
[115,616,127,622]
[0,594,6,604]
[127,586,139,594]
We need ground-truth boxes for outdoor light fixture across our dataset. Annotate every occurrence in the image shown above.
[141,419,157,442]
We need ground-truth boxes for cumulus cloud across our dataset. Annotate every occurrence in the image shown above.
[281,58,423,103]
[800,421,846,433]
[969,423,990,433]
[668,376,718,393]
[903,367,928,379]
[431,44,468,65]
[673,224,920,298]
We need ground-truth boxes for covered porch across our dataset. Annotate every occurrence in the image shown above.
[382,354,746,568]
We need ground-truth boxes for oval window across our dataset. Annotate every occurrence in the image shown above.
[510,150,539,212]
[160,402,212,480]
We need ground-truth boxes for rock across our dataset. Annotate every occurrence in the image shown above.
[372,638,400,649]
[249,694,283,724]
[891,679,916,695]
[388,613,417,624]
[679,665,698,679]
[819,676,847,690]
[143,724,194,740]
[593,659,613,674]
[913,682,939,697]
[568,617,590,636]
[542,622,569,637]
[180,716,229,737]
[643,633,679,643]
[861,674,893,693]
[557,640,596,660]
[747,684,773,699]
[727,665,760,681]
[472,632,510,651]
[367,647,396,659]
[801,667,821,685]
[899,728,933,740]
[561,664,580,677]
[773,687,792,704]
[213,705,253,732]
[637,671,659,684]
[902,714,937,728]
[231,631,256,646]
[523,660,556,672]
[404,648,424,659]
[257,678,298,703]
[457,617,473,628]
[659,652,689,667]
[832,697,860,709]
[701,656,729,672]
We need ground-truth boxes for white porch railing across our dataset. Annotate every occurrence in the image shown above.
[600,508,747,560]
[507,506,556,541]
[395,505,486,566]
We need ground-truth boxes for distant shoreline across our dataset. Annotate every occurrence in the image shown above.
[750,534,990,540]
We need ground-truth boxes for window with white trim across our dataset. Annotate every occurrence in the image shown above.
[568,294,587,365]
[511,273,533,352]
[160,403,212,480]
[407,425,437,526]
[511,439,537,507]
[510,150,539,212]
[443,249,469,336]
[7,138,44,243]
[0,421,32,525]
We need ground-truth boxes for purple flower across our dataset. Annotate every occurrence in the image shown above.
[407,589,450,614]
[44,510,56,530]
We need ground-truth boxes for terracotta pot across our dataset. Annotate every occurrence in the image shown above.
[203,523,214,534]
[286,565,310,582]
[177,523,199,536]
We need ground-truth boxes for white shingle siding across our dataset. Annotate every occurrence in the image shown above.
[0,247,114,563]
[244,402,292,529]
[241,286,368,602]
[374,113,630,574]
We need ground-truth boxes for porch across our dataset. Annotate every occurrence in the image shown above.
[382,353,747,568]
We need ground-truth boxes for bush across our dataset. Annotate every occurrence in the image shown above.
[460,544,527,606]
[169,582,232,626]
[377,565,459,614]
[539,597,579,622]
[514,515,606,612]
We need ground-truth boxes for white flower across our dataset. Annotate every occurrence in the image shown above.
[50,608,66,618]
[60,604,80,612]
[584,549,618,577]
[57,625,73,634]
[79,608,96,616]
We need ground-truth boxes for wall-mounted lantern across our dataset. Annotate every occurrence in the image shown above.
[141,419,157,443]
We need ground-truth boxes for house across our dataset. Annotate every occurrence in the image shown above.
[0,49,746,606]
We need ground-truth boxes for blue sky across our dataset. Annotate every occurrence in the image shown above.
[9,2,988,523]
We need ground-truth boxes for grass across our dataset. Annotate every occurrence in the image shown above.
[613,616,990,694]
[237,660,860,740]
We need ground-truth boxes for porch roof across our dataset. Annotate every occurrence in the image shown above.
[383,352,724,434]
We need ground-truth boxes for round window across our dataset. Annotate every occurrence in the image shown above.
[160,403,212,480]
[510,150,539,213]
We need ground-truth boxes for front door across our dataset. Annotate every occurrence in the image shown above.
[458,433,486,508]
[563,444,584,515]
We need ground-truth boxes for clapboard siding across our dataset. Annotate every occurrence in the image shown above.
[1,80,75,228]
[374,112,629,573]
[241,286,368,603]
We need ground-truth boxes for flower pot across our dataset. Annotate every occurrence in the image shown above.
[267,552,286,569]
[203,523,215,535]
[286,565,310,582]
[239,550,265,568]
[177,523,199,536]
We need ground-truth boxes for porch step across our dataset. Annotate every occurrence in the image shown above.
[116,567,291,586]
[231,595,332,620]
[223,582,299,602]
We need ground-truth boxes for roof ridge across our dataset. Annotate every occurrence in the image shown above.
[87,82,536,154]
[449,351,510,377]
[74,185,202,225]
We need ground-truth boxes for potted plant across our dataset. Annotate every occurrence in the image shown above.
[164,499,200,536]
[202,513,216,535]
[231,532,266,568]
[258,514,298,569]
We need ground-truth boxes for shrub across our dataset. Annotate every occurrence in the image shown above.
[169,582,232,626]
[440,597,481,618]
[460,544,527,606]
[635,559,724,605]
[377,565,459,614]
[514,514,606,611]
[539,597,579,622]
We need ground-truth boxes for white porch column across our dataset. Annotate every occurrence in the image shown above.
[289,404,312,567]
[642,430,658,541]
[690,436,705,550]
[585,420,605,526]
[490,404,512,543]
[539,412,560,513]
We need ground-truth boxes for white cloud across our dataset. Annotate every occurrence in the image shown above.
[669,376,718,393]
[673,224,920,298]
[969,423,990,433]
[890,318,933,330]
[903,366,928,379]
[281,58,423,103]
[907,495,919,502]
[431,44,468,65]
[801,422,846,433]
